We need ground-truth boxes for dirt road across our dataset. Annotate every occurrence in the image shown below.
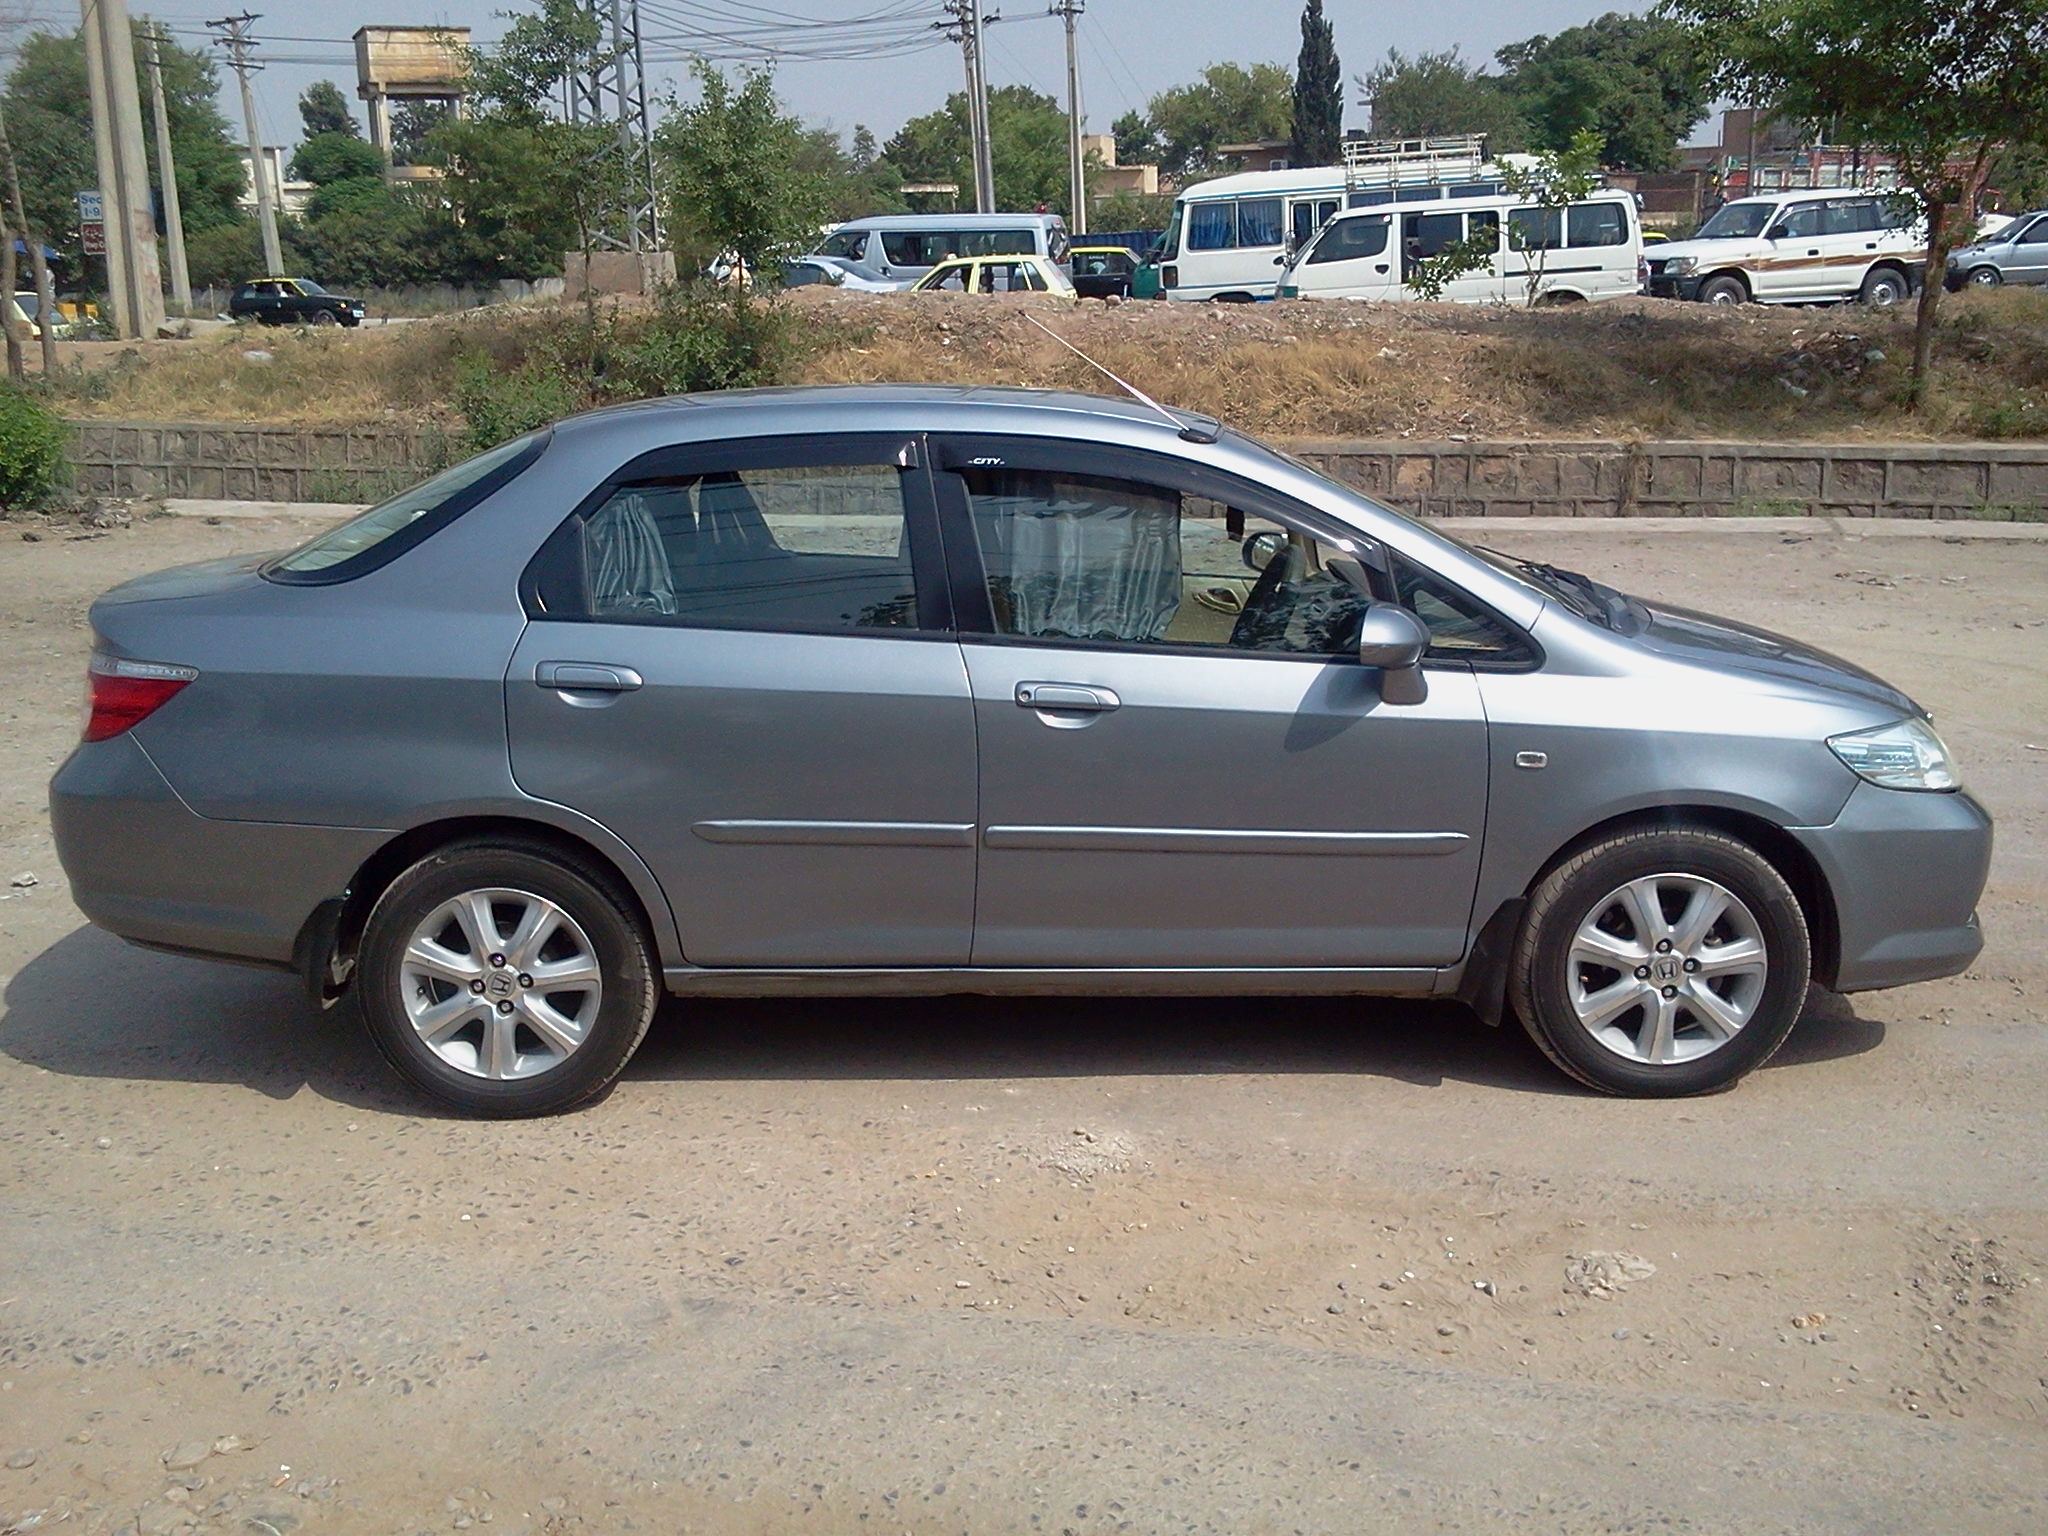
[2,511,2044,1535]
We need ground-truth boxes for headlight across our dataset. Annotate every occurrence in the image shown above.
[1827,717,1961,791]
[1666,256,1697,276]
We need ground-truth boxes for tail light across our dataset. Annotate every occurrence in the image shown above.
[84,655,198,742]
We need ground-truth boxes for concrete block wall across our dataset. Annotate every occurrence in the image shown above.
[63,420,2048,520]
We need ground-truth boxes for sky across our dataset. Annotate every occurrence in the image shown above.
[4,0,1640,155]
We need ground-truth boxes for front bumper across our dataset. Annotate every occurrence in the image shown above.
[1791,781,1992,992]
[1646,272,1704,301]
[50,733,386,968]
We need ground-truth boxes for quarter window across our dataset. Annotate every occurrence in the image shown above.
[579,463,919,632]
[1567,203,1627,247]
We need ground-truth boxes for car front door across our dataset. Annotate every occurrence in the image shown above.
[1759,202,1827,299]
[505,434,976,967]
[932,436,1492,970]
[2007,216,2048,284]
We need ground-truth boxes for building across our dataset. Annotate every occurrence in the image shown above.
[238,147,314,220]
[354,26,470,181]
[1079,135,1159,199]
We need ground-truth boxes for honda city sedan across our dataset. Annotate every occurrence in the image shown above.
[51,386,1990,1116]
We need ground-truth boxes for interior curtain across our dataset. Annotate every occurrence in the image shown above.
[976,478,1182,642]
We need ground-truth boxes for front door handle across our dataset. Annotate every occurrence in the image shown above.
[536,661,643,692]
[1016,682,1120,712]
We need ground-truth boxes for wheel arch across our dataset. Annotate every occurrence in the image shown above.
[1697,268,1753,301]
[1459,802,1842,1024]
[1861,259,1914,297]
[297,811,683,1003]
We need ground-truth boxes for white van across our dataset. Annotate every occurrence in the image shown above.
[1152,135,1516,302]
[810,213,1071,290]
[1644,190,1923,306]
[1277,187,1643,305]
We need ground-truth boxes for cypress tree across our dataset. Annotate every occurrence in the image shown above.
[1291,0,1343,166]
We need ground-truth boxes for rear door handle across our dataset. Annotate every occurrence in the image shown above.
[1016,682,1120,712]
[536,661,643,692]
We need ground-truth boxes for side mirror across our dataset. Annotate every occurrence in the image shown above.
[1242,529,1289,572]
[1274,254,1289,266]
[1356,602,1430,706]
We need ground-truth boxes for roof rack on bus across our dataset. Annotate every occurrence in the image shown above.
[1340,134,1490,193]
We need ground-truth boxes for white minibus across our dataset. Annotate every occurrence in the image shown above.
[810,213,1070,290]
[1278,187,1643,305]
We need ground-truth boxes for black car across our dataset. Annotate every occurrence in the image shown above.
[228,277,365,327]
[1069,246,1138,299]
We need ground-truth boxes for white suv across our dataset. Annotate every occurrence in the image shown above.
[1646,191,1924,307]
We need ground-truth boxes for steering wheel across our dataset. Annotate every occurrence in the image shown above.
[1229,541,1310,650]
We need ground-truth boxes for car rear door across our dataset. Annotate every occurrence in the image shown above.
[505,433,977,967]
[931,435,1491,970]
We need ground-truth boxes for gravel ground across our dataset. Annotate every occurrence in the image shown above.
[1,510,2045,1535]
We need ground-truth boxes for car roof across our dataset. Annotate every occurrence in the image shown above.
[829,213,1064,230]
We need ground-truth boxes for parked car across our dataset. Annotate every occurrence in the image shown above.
[51,386,1990,1117]
[1644,191,1923,306]
[7,290,39,339]
[778,258,900,292]
[228,277,365,327]
[910,255,1076,296]
[1069,245,1139,298]
[1945,210,2048,289]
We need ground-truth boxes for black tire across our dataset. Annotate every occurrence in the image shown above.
[357,841,658,1117]
[310,307,339,326]
[1965,266,2002,288]
[1859,267,1908,306]
[1697,274,1748,305]
[1509,826,1811,1097]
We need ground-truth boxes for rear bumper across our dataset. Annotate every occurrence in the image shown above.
[1791,782,1992,993]
[50,733,387,967]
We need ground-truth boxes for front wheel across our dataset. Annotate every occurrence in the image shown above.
[1965,266,2002,288]
[309,307,339,326]
[1697,275,1748,306]
[1859,268,1909,306]
[357,842,658,1117]
[1509,827,1811,1097]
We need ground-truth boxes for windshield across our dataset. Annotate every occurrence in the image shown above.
[1156,205,1183,262]
[268,432,544,579]
[294,278,329,295]
[1694,202,1773,240]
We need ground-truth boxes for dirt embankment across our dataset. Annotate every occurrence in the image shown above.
[43,285,2048,445]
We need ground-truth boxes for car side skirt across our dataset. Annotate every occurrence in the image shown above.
[660,965,1441,998]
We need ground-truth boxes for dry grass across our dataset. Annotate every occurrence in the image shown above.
[44,285,2048,444]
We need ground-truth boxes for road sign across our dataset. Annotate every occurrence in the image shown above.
[76,190,103,223]
[81,222,106,256]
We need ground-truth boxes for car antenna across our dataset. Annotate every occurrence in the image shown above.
[1020,313,1220,444]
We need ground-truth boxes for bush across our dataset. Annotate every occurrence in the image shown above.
[0,384,69,509]
[454,352,582,453]
[609,284,803,397]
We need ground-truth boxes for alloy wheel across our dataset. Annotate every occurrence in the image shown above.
[1566,873,1769,1066]
[399,887,603,1079]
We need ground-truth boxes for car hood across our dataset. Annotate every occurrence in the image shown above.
[1632,598,1919,716]
[1947,241,1996,264]
[1649,236,1766,264]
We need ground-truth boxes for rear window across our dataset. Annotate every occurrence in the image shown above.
[266,432,547,583]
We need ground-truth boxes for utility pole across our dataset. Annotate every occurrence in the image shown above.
[81,0,165,339]
[210,13,282,276]
[0,102,58,373]
[967,2,994,211]
[143,22,192,312]
[1052,0,1084,233]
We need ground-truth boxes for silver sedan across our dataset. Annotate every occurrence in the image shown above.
[50,387,1991,1115]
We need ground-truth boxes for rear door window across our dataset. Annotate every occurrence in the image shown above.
[1509,206,1564,250]
[1567,203,1627,247]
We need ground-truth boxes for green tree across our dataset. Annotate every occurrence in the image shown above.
[1291,0,1343,166]
[298,80,360,139]
[882,85,1072,211]
[1111,109,1157,166]
[290,132,384,187]
[1145,62,1293,180]
[1357,48,1526,146]
[3,25,244,266]
[1495,13,1706,171]
[796,125,908,220]
[657,61,827,279]
[1668,0,2048,398]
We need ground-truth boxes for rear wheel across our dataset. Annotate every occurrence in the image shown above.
[1509,826,1811,1097]
[1859,267,1909,306]
[357,842,657,1117]
[1697,274,1748,305]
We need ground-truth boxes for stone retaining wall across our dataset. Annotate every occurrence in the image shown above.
[65,419,2048,520]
